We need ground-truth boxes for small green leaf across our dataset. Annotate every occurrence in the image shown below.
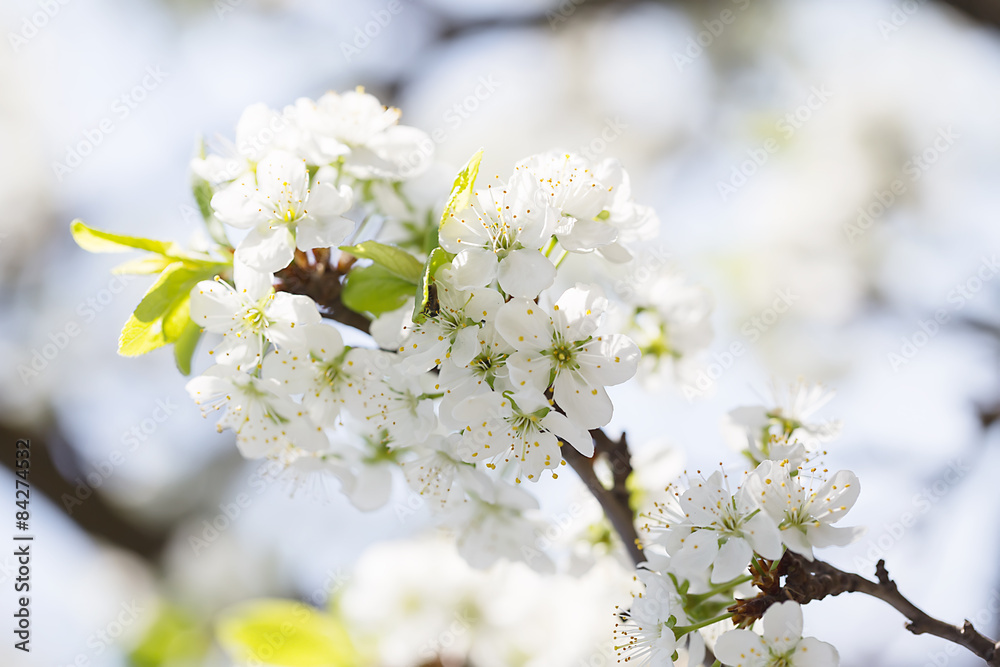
[216,599,357,667]
[162,294,192,343]
[412,247,454,324]
[111,256,175,275]
[192,177,215,221]
[118,262,213,357]
[173,319,202,376]
[192,175,231,247]
[71,220,177,255]
[339,241,423,283]
[130,604,210,667]
[440,149,484,224]
[341,264,416,317]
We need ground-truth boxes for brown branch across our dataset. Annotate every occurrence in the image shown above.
[274,249,371,334]
[730,552,1000,665]
[562,429,644,567]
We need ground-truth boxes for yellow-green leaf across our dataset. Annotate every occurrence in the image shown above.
[412,247,454,324]
[112,256,175,275]
[172,319,201,376]
[341,264,416,317]
[440,149,483,224]
[130,604,210,667]
[71,219,177,255]
[339,241,423,283]
[117,263,214,357]
[216,599,357,667]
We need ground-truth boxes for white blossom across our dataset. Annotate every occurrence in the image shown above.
[185,365,326,459]
[295,88,432,180]
[744,460,863,560]
[715,601,839,667]
[190,271,320,372]
[452,388,592,482]
[260,324,382,427]
[650,470,783,584]
[494,285,639,429]
[211,150,354,273]
[439,177,556,298]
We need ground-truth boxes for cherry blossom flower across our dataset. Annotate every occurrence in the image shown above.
[614,569,679,665]
[211,150,354,273]
[744,460,863,559]
[439,177,556,298]
[514,151,659,262]
[398,265,503,372]
[494,285,639,428]
[185,365,326,459]
[452,388,592,482]
[295,88,432,179]
[190,271,320,372]
[449,479,554,573]
[715,601,839,667]
[723,381,843,459]
[650,470,783,584]
[401,433,490,511]
[260,324,382,427]
[191,102,303,186]
[436,319,514,426]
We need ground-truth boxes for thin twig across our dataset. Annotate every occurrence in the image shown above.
[562,429,644,567]
[731,552,1000,665]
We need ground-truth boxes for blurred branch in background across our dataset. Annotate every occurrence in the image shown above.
[0,418,170,558]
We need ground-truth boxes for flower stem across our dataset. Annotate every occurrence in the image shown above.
[685,574,753,606]
[672,613,733,638]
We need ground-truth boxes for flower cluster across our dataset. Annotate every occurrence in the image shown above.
[77,88,869,667]
[167,90,679,573]
[617,381,855,666]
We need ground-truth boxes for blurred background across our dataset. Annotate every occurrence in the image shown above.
[2,0,1000,665]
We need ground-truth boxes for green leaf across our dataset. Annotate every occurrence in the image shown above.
[130,604,210,667]
[341,264,416,317]
[192,177,215,221]
[339,241,423,283]
[111,256,175,275]
[71,219,177,255]
[216,599,357,667]
[440,149,484,224]
[172,319,202,376]
[192,175,231,247]
[412,247,454,324]
[162,294,192,343]
[118,262,213,357]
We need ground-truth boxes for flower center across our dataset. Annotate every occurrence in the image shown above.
[243,306,267,333]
